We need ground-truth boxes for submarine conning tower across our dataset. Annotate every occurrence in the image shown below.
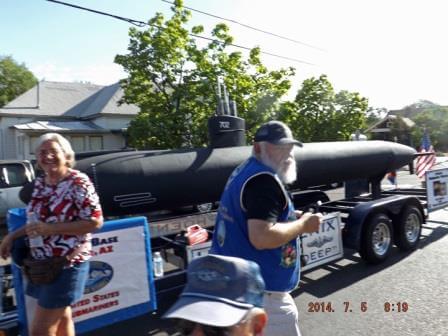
[207,78,246,148]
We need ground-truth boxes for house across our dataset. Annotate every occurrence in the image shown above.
[366,114,415,146]
[0,80,139,160]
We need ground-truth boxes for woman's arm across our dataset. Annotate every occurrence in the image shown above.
[26,217,103,237]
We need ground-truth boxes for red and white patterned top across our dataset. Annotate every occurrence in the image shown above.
[27,169,103,264]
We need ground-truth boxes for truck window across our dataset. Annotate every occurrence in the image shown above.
[0,164,29,188]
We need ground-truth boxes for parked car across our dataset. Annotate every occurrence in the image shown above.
[0,160,35,224]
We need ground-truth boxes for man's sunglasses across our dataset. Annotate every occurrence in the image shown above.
[177,320,232,336]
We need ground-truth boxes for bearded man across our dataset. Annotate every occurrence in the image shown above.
[211,120,322,336]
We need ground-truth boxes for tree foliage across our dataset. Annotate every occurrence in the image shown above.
[0,56,37,107]
[115,0,294,149]
[410,106,448,151]
[399,100,439,119]
[278,75,369,142]
[365,106,387,131]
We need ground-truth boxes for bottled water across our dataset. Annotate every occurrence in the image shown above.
[27,212,44,248]
[153,251,164,277]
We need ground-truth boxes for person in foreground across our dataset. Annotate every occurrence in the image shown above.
[210,120,322,336]
[0,133,103,336]
[163,254,268,336]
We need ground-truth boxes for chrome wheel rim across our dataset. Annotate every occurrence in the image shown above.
[405,213,421,243]
[372,222,391,256]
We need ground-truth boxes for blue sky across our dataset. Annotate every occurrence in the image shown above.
[2,0,448,110]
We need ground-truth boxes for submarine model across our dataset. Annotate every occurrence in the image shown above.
[75,140,416,217]
[73,80,416,217]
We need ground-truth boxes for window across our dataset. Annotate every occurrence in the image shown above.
[29,136,40,154]
[70,136,85,152]
[89,136,103,151]
[18,135,24,156]
[0,164,29,188]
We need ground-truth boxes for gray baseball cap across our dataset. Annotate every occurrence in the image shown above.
[162,254,265,327]
[254,120,302,146]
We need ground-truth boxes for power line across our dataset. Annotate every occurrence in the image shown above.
[46,0,147,27]
[45,0,315,66]
[162,0,325,52]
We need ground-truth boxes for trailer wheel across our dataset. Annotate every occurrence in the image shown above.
[395,206,422,251]
[360,213,393,264]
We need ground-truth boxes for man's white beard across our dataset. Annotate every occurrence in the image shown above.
[278,159,297,184]
[260,149,297,185]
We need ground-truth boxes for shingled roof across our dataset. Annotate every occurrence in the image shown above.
[0,80,139,119]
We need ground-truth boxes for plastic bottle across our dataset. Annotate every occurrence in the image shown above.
[27,212,44,248]
[153,251,164,277]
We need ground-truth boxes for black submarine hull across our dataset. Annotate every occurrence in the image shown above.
[74,141,416,217]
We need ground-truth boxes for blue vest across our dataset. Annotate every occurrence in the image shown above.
[210,157,300,291]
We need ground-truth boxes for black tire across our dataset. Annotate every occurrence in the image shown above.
[360,213,393,264]
[395,206,422,251]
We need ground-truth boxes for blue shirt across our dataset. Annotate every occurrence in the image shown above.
[210,157,300,291]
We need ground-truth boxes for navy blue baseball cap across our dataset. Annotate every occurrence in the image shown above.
[254,120,302,146]
[162,254,265,327]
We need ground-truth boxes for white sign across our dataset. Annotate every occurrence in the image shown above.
[426,167,448,212]
[301,212,343,271]
[72,226,151,321]
[12,215,156,336]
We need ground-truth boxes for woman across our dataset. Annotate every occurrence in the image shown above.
[0,133,103,336]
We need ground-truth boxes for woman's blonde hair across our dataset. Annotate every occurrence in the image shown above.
[35,133,76,168]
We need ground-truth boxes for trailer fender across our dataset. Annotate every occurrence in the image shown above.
[343,195,423,250]
[395,198,425,223]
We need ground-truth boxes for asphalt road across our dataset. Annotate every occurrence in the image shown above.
[82,168,448,336]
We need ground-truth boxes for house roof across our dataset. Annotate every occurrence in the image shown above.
[0,80,139,118]
[11,120,108,133]
[366,114,415,132]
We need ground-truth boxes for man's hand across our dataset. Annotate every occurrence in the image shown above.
[294,210,304,218]
[299,212,323,234]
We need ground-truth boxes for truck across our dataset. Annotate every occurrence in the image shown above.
[0,121,429,335]
[0,160,35,225]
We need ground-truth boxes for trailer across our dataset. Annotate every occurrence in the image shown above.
[0,132,431,334]
[295,186,426,265]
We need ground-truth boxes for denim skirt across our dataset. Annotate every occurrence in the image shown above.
[26,261,90,309]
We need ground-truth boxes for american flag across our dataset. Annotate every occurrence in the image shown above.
[415,131,436,179]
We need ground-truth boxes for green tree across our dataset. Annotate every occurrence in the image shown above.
[0,56,37,107]
[365,106,387,130]
[278,75,368,142]
[115,0,294,149]
[411,107,448,151]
